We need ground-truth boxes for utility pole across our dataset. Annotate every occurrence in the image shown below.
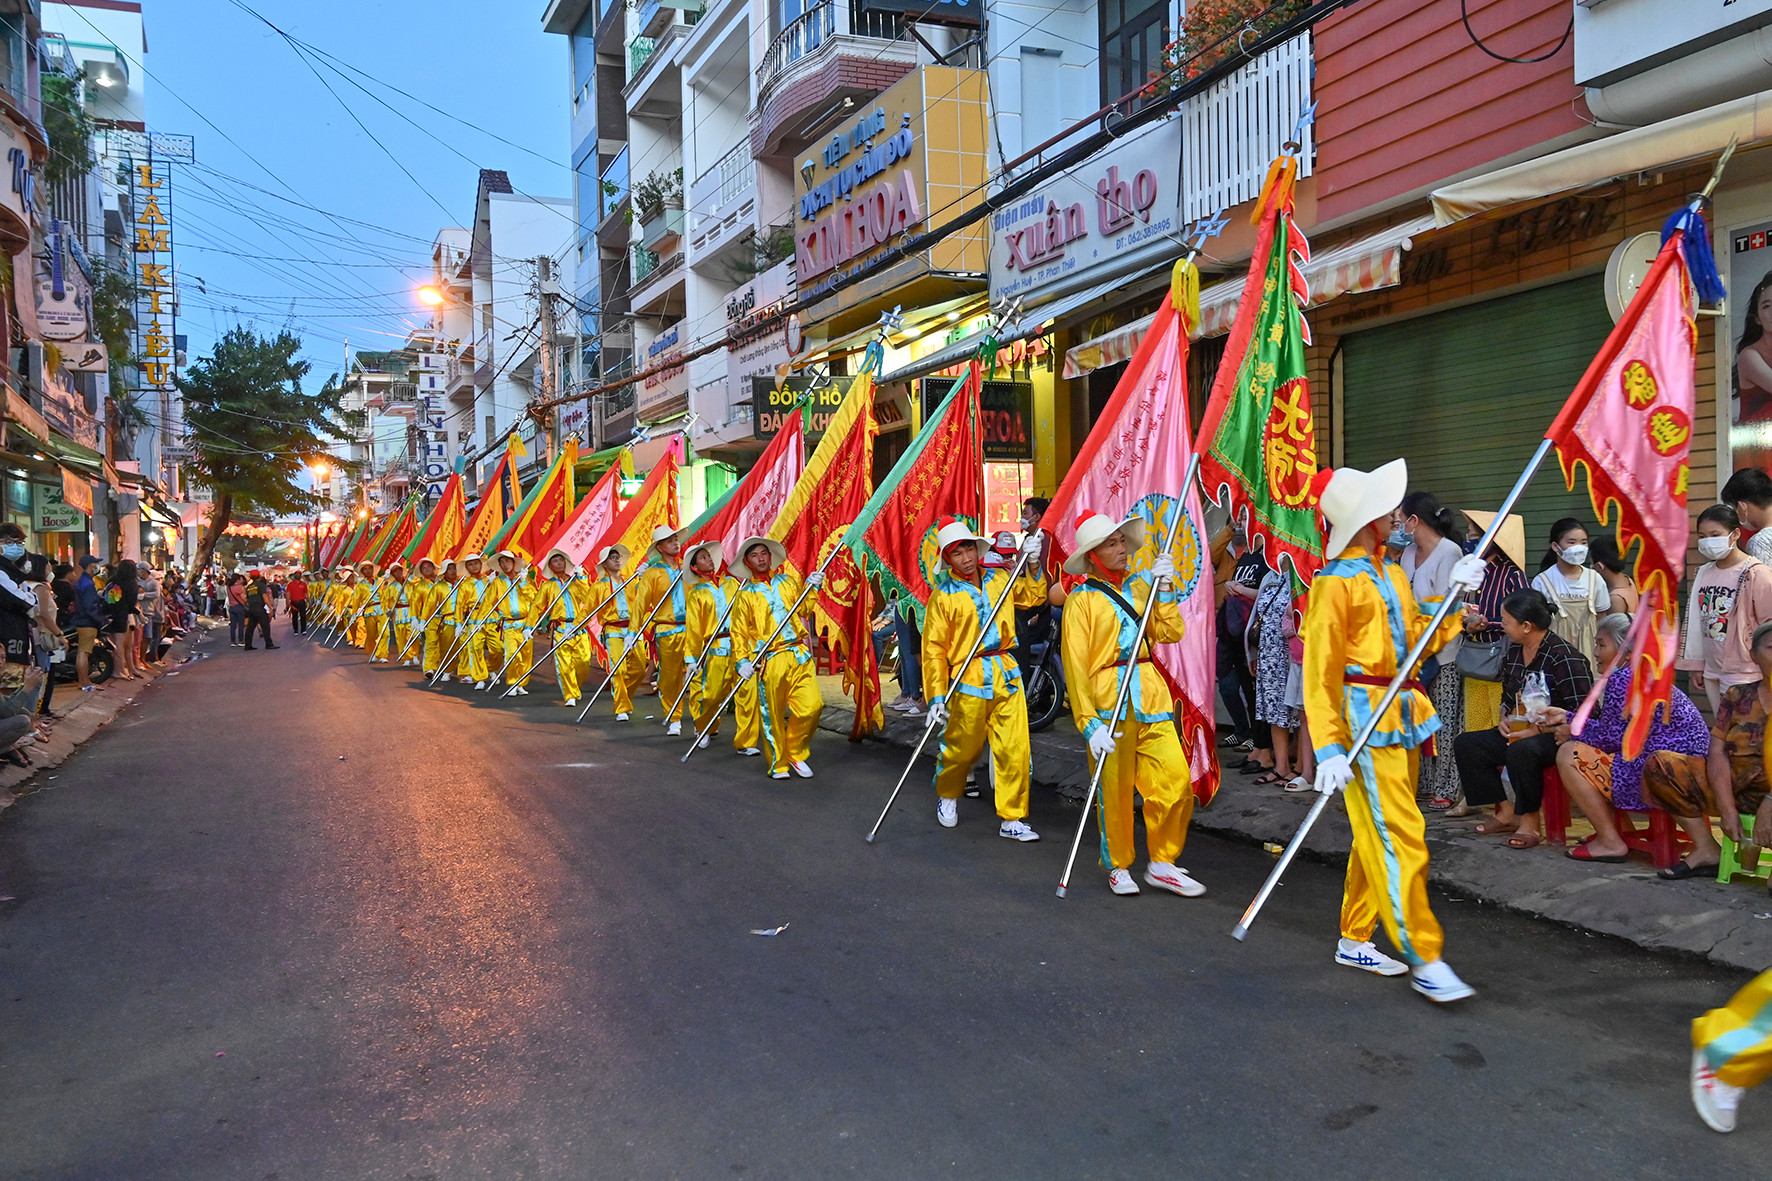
[533,255,561,466]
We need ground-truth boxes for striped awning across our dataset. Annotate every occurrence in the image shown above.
[1061,214,1439,378]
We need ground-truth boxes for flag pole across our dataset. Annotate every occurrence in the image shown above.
[866,546,1033,842]
[492,573,580,692]
[327,575,387,649]
[1230,437,1553,938]
[429,590,497,683]
[501,566,647,691]
[394,581,454,664]
[659,573,743,726]
[1055,448,1201,896]
[576,568,687,722]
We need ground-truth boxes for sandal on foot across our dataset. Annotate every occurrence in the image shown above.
[1506,831,1544,850]
[1426,796,1462,812]
[1473,820,1519,836]
[1658,858,1718,880]
[1568,845,1627,863]
[1252,771,1283,785]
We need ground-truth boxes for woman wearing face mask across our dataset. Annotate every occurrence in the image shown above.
[1531,518,1609,663]
[1394,492,1467,805]
[1679,504,1772,714]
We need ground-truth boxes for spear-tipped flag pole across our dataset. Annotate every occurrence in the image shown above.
[490,573,581,693]
[501,566,648,690]
[1231,147,1735,941]
[575,568,686,721]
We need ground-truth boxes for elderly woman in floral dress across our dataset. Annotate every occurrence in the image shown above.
[1542,613,1712,862]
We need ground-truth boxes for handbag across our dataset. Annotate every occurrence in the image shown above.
[1457,635,1507,681]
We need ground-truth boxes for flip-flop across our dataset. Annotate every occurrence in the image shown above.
[1239,762,1272,775]
[1568,845,1627,863]
[1506,831,1544,850]
[1252,771,1283,785]
[1473,820,1519,836]
[1658,859,1718,880]
[1425,796,1462,812]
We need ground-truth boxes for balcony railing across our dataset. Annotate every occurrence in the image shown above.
[1181,31,1314,222]
[630,35,658,78]
[718,144,752,206]
[756,2,906,103]
[634,244,659,282]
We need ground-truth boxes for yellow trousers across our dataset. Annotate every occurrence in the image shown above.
[656,630,691,724]
[935,690,1031,821]
[499,626,531,684]
[360,616,383,654]
[1695,969,1772,1088]
[458,621,492,682]
[690,654,760,750]
[1095,717,1192,869]
[1339,745,1443,966]
[552,632,591,700]
[378,620,412,662]
[759,652,821,774]
[605,630,646,714]
[423,624,453,676]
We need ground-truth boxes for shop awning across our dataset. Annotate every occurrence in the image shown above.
[880,271,1164,386]
[1061,215,1439,377]
[1431,86,1772,226]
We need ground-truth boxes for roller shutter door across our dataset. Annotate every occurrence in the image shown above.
[1343,276,1615,559]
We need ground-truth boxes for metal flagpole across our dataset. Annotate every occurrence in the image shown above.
[1055,450,1200,897]
[489,573,578,691]
[575,568,686,722]
[500,566,646,691]
[659,575,742,726]
[327,575,386,649]
[394,577,455,664]
[1230,438,1553,939]
[866,547,1033,842]
[429,585,495,683]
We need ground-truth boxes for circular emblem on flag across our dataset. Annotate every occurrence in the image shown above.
[1128,494,1204,603]
[814,529,865,609]
[1645,405,1691,458]
[919,515,981,591]
[1620,359,1658,410]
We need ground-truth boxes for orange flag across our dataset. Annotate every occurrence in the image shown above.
[595,438,682,578]
[507,439,579,564]
[454,437,525,559]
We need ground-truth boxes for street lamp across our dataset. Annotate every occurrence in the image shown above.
[417,286,446,307]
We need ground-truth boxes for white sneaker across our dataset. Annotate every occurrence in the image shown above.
[999,820,1039,842]
[438,674,452,683]
[739,746,761,757]
[937,798,958,827]
[1144,862,1206,897]
[563,698,577,708]
[791,760,813,778]
[771,769,790,779]
[1693,1047,1743,1133]
[473,680,486,690]
[1410,959,1476,1003]
[616,712,630,722]
[1335,938,1410,976]
[667,721,682,736]
[697,735,709,749]
[1108,868,1140,896]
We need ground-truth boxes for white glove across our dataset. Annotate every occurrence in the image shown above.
[683,656,699,671]
[1021,533,1042,558]
[738,659,755,679]
[522,627,534,639]
[1151,554,1175,581]
[1087,725,1117,762]
[1314,754,1354,795]
[927,697,948,727]
[806,571,826,589]
[1449,554,1487,595]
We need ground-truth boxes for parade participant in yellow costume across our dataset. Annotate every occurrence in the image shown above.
[1304,459,1485,1003]
[351,561,380,651]
[324,567,351,630]
[539,547,592,706]
[681,541,756,753]
[586,544,642,720]
[1061,512,1200,897]
[923,518,1047,838]
[731,536,823,779]
[1691,970,1772,1133]
[488,550,537,694]
[418,558,457,679]
[454,553,493,688]
[402,558,437,667]
[635,525,692,736]
[374,561,412,664]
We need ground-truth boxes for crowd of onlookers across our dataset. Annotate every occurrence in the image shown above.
[1216,465,1772,889]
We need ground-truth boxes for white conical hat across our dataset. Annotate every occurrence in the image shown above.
[935,517,991,555]
[1063,512,1148,576]
[597,543,630,568]
[646,523,683,560]
[684,540,725,584]
[1319,459,1408,559]
[542,546,578,576]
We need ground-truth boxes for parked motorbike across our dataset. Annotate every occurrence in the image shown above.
[50,627,115,686]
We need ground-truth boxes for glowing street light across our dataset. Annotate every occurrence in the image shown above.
[417,286,446,307]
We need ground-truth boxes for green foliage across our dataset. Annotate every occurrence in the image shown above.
[632,167,683,223]
[40,70,94,188]
[88,259,135,362]
[723,223,795,284]
[177,327,364,519]
[1147,0,1311,94]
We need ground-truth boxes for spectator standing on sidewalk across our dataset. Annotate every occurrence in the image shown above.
[1396,491,1466,805]
[270,574,285,619]
[51,563,72,631]
[1679,504,1772,715]
[1723,466,1772,566]
[24,554,60,724]
[286,570,309,634]
[70,556,106,692]
[138,565,163,668]
[226,574,246,646]
[106,560,142,681]
[242,572,276,650]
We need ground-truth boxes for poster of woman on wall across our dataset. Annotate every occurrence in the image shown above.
[1730,221,1772,475]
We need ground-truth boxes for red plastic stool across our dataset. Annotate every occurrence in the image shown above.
[1539,766,1690,868]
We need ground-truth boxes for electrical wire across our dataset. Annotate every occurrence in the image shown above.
[1460,0,1571,65]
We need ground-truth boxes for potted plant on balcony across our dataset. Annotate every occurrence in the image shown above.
[1146,0,1310,94]
[634,167,686,252]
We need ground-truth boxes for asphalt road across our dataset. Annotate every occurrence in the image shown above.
[0,617,1766,1179]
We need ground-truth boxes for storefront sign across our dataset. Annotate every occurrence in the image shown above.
[36,219,88,342]
[727,260,794,400]
[1729,217,1772,478]
[918,378,1033,460]
[983,461,1032,531]
[640,323,687,410]
[34,479,86,531]
[131,158,177,397]
[752,376,854,441]
[988,118,1180,306]
[62,342,107,372]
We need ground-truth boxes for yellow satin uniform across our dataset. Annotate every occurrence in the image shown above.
[402,576,435,663]
[488,572,538,683]
[922,567,1047,819]
[587,572,644,714]
[1695,970,1772,1088]
[636,558,691,725]
[542,575,594,700]
[1302,544,1462,967]
[1061,570,1189,870]
[732,569,821,775]
[455,574,492,683]
[684,574,755,748]
[375,577,414,661]
[350,579,377,651]
[423,577,458,675]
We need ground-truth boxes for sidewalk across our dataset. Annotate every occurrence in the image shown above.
[0,624,203,809]
[816,676,1772,972]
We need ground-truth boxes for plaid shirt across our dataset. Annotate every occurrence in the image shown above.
[1500,630,1594,716]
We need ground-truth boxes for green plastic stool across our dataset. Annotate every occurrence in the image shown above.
[1717,816,1771,884]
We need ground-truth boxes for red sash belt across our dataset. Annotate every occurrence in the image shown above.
[1343,673,1434,755]
[1109,655,1154,669]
